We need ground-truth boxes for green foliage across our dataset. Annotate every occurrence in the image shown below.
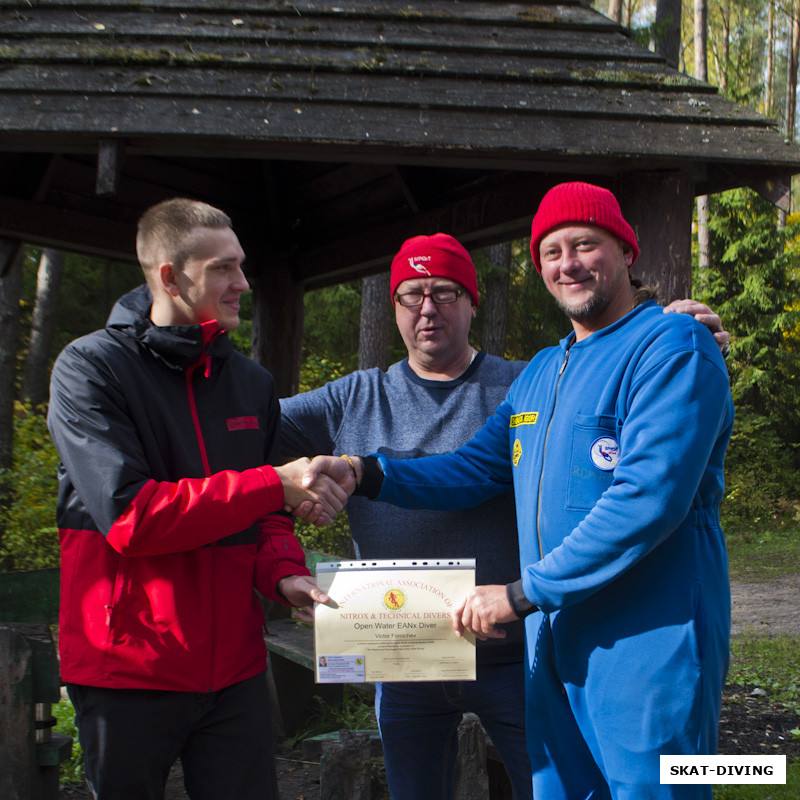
[299,353,349,393]
[722,411,800,532]
[283,685,377,749]
[302,282,364,373]
[695,188,800,530]
[0,402,60,571]
[293,511,355,558]
[53,695,84,785]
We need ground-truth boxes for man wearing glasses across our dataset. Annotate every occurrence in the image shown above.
[281,233,533,800]
[280,232,727,800]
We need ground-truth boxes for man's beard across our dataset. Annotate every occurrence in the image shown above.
[556,289,612,324]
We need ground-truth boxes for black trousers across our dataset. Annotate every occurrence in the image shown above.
[68,671,278,800]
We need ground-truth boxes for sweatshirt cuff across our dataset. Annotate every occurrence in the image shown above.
[506,580,538,618]
[355,456,383,499]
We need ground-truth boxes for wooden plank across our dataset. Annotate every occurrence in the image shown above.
[0,39,675,84]
[264,617,314,669]
[0,12,636,56]
[0,93,784,160]
[0,0,607,30]
[0,195,137,260]
[0,63,719,112]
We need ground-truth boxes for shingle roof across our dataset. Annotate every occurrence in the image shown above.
[0,0,798,281]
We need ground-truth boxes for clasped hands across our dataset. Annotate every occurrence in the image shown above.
[278,455,518,640]
[274,455,360,527]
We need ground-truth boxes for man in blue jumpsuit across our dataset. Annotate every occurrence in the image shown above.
[310,182,734,800]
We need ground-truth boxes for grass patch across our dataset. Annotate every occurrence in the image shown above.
[713,764,800,799]
[53,694,84,785]
[728,635,800,713]
[725,519,800,582]
[716,634,800,798]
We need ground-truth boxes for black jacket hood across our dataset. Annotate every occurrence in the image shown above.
[107,284,233,371]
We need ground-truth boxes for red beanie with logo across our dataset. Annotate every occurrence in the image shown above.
[390,233,479,306]
[529,182,639,273]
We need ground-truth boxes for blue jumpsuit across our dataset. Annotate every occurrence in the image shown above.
[377,301,734,800]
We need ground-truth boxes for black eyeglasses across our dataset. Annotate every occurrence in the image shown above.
[394,287,466,308]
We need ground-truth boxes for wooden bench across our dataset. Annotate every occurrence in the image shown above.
[263,550,346,739]
[0,567,73,800]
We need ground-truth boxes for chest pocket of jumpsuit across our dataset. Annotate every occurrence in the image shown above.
[566,413,619,511]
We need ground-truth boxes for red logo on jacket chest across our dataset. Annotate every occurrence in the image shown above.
[226,416,259,431]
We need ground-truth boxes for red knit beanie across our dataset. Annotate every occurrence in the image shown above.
[390,233,479,306]
[530,182,639,273]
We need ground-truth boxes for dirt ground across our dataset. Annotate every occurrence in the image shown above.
[59,576,800,800]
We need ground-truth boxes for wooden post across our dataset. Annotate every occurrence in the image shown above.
[0,626,35,800]
[95,139,123,197]
[251,256,305,398]
[319,730,374,800]
[618,172,695,303]
[454,713,490,800]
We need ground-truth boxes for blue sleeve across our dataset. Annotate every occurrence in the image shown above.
[279,377,352,460]
[523,343,734,611]
[376,398,515,510]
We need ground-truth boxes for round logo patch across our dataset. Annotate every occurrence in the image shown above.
[512,438,522,466]
[383,589,406,611]
[590,437,619,471]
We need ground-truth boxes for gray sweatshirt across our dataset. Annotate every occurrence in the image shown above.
[280,352,527,664]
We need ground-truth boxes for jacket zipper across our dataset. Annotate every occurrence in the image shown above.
[185,323,220,691]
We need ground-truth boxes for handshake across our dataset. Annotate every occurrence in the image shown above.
[274,455,364,526]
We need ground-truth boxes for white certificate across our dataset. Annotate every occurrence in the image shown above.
[314,559,476,683]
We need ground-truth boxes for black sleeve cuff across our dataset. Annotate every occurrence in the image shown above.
[506,580,538,619]
[354,456,383,499]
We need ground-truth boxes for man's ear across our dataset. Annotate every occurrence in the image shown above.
[622,244,635,268]
[158,262,181,297]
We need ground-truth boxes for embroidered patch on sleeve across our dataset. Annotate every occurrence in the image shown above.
[227,416,259,431]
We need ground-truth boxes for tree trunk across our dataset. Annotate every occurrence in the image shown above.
[655,0,682,68]
[620,172,694,303]
[358,272,392,371]
[622,0,633,28]
[765,0,775,118]
[251,255,304,398]
[22,248,65,407]
[694,0,710,277]
[719,0,730,93]
[481,242,511,357]
[786,0,800,141]
[780,0,800,227]
[607,0,623,24]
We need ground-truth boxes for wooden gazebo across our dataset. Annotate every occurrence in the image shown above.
[2,0,799,393]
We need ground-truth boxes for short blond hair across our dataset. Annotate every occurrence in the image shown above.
[136,198,232,273]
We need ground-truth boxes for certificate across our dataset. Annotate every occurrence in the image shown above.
[314,559,476,684]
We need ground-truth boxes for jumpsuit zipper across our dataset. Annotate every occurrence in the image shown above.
[535,343,572,560]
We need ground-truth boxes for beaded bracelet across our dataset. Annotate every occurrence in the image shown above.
[340,454,360,492]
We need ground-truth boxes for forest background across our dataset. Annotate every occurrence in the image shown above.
[1,0,800,568]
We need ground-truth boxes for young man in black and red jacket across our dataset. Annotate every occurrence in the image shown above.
[48,198,342,800]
